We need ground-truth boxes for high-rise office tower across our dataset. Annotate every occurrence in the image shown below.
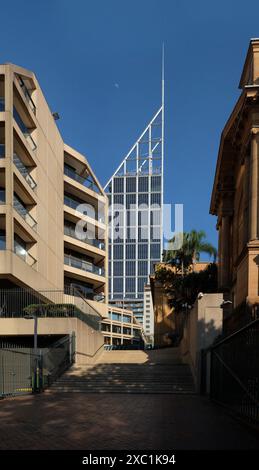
[105,62,164,323]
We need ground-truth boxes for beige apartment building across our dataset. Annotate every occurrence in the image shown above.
[210,39,259,330]
[0,63,141,349]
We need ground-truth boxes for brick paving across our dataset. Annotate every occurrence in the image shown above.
[0,393,258,450]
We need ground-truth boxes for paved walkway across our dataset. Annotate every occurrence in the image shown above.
[0,393,258,450]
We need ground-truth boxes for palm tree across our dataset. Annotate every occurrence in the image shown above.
[163,229,217,275]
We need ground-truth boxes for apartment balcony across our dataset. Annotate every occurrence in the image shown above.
[13,194,37,231]
[14,243,37,268]
[64,253,105,277]
[13,153,37,191]
[13,106,37,152]
[16,76,36,115]
[64,223,105,251]
[64,164,101,195]
[64,193,105,225]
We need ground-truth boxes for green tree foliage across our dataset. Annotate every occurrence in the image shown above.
[163,230,217,274]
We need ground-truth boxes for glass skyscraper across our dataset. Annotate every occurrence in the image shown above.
[104,94,164,323]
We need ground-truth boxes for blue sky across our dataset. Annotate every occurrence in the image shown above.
[1,0,259,251]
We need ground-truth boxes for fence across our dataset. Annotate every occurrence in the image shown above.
[203,318,259,426]
[0,287,102,331]
[0,334,75,398]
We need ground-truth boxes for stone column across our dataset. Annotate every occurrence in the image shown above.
[249,132,259,241]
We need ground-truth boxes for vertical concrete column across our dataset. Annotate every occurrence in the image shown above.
[249,132,259,241]
[4,65,14,251]
[221,214,231,287]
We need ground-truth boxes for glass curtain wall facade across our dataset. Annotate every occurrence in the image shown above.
[105,106,164,323]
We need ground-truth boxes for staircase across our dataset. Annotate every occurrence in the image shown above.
[48,348,196,395]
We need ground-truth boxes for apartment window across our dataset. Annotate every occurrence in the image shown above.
[112,325,121,334]
[14,233,27,260]
[0,230,5,250]
[123,327,131,335]
[123,315,131,323]
[102,323,111,332]
[109,311,121,321]
[0,188,5,204]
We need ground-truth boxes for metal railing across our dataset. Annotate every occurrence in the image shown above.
[17,76,36,115]
[64,194,105,223]
[206,318,259,426]
[13,195,37,230]
[0,334,75,397]
[0,287,102,331]
[64,165,101,194]
[64,223,105,250]
[13,106,37,151]
[64,253,105,277]
[13,153,37,191]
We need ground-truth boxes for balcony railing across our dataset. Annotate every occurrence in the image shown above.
[13,106,37,151]
[13,195,37,231]
[64,253,105,277]
[17,76,36,115]
[0,144,5,158]
[64,224,105,250]
[14,246,37,267]
[64,165,101,194]
[64,194,105,223]
[0,98,4,112]
[13,153,37,191]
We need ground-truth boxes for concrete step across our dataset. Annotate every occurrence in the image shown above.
[47,348,196,395]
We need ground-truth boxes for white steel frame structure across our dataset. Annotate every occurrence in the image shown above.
[105,51,164,322]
